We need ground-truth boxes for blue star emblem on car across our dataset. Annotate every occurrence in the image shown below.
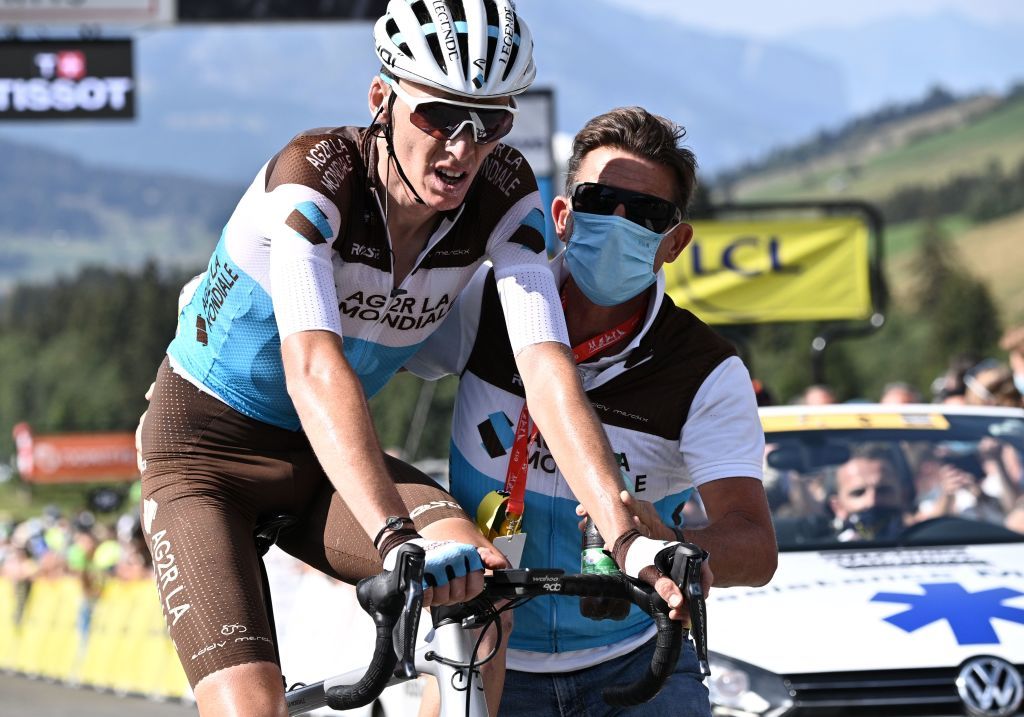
[872,583,1024,645]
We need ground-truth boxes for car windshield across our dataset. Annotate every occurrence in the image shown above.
[759,411,1024,551]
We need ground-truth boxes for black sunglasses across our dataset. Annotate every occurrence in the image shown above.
[570,182,682,234]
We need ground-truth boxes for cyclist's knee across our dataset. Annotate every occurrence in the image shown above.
[193,660,287,717]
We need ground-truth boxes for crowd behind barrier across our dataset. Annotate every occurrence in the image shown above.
[0,503,192,700]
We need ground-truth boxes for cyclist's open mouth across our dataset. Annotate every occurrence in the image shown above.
[433,167,469,192]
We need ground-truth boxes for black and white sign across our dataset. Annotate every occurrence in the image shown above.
[0,39,135,120]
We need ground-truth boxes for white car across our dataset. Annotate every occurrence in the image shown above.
[706,404,1024,717]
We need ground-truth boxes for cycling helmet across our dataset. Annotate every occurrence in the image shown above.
[374,0,536,98]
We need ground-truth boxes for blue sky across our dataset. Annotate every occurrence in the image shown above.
[613,0,1024,37]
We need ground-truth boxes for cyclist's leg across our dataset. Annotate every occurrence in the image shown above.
[139,359,320,717]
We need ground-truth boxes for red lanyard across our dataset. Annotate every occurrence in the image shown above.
[502,305,644,518]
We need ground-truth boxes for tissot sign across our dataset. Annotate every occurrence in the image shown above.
[0,39,135,120]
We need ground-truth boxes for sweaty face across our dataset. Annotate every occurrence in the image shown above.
[385,80,512,211]
[832,458,903,518]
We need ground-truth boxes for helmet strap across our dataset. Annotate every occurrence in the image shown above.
[382,91,426,206]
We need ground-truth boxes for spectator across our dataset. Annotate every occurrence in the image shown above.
[963,360,1022,408]
[930,353,977,404]
[914,449,1005,525]
[880,381,922,404]
[1000,325,1024,398]
[800,384,838,406]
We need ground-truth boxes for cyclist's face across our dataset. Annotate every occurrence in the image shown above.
[370,76,512,212]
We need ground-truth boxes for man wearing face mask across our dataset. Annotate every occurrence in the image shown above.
[829,452,908,542]
[407,107,776,716]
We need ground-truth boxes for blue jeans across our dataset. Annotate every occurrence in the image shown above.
[498,636,711,716]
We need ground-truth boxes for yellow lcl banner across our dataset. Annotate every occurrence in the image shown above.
[664,216,873,325]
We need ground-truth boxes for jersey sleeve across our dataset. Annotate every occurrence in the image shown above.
[257,133,357,341]
[485,185,569,355]
[404,264,489,380]
[679,356,765,486]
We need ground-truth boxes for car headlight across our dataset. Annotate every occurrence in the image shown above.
[708,652,794,717]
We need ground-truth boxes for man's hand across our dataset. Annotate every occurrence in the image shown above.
[578,492,713,622]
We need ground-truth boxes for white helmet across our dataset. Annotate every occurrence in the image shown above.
[374,0,536,99]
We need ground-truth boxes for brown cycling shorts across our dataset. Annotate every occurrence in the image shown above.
[139,357,468,688]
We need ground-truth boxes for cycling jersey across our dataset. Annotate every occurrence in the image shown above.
[168,126,564,430]
[406,256,765,671]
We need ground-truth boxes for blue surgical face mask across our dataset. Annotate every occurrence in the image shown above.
[1015,373,1024,396]
[563,211,663,307]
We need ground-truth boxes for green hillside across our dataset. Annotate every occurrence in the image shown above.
[716,89,1024,328]
[728,92,1024,204]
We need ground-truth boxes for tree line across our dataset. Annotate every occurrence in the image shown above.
[0,263,455,462]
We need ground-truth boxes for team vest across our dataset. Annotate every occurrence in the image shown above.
[447,269,736,653]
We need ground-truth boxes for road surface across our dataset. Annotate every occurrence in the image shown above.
[0,673,197,717]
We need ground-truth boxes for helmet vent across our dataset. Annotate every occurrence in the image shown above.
[502,16,521,82]
[483,0,500,81]
[385,18,412,58]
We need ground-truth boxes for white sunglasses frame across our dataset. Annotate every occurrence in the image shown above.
[381,74,518,144]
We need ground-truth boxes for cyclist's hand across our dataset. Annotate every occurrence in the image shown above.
[383,538,491,607]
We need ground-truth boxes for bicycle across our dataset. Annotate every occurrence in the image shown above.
[265,532,709,717]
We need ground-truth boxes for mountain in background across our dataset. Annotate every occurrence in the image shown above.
[2,5,1021,185]
[0,0,851,183]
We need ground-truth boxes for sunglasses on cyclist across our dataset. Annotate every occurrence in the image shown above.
[570,182,682,234]
[382,75,517,145]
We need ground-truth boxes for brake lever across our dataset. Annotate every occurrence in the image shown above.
[656,542,710,676]
[391,545,424,679]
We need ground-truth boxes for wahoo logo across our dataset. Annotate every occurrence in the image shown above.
[286,201,333,246]
[478,412,514,459]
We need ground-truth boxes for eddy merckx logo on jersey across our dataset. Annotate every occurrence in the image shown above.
[0,39,135,120]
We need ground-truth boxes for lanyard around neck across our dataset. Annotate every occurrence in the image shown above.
[501,301,645,520]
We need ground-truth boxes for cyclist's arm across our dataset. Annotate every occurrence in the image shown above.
[678,357,777,587]
[486,202,662,582]
[282,330,412,536]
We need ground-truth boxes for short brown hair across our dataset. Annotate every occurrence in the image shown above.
[564,107,698,216]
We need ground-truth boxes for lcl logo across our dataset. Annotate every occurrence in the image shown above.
[956,656,1024,717]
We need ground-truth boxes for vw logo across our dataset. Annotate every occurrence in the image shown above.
[956,656,1024,717]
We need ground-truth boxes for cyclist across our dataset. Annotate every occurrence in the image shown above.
[407,107,778,716]
[137,5,686,716]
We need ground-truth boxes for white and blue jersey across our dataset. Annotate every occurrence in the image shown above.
[168,126,563,430]
[406,257,765,671]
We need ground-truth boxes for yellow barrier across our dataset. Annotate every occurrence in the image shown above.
[0,576,189,700]
[0,577,19,671]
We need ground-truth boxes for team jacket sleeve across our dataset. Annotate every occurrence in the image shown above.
[404,264,489,380]
[486,192,570,356]
[679,356,765,486]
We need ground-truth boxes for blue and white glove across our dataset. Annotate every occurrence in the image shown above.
[383,538,484,588]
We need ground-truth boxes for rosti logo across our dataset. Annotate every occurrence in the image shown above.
[0,40,135,118]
